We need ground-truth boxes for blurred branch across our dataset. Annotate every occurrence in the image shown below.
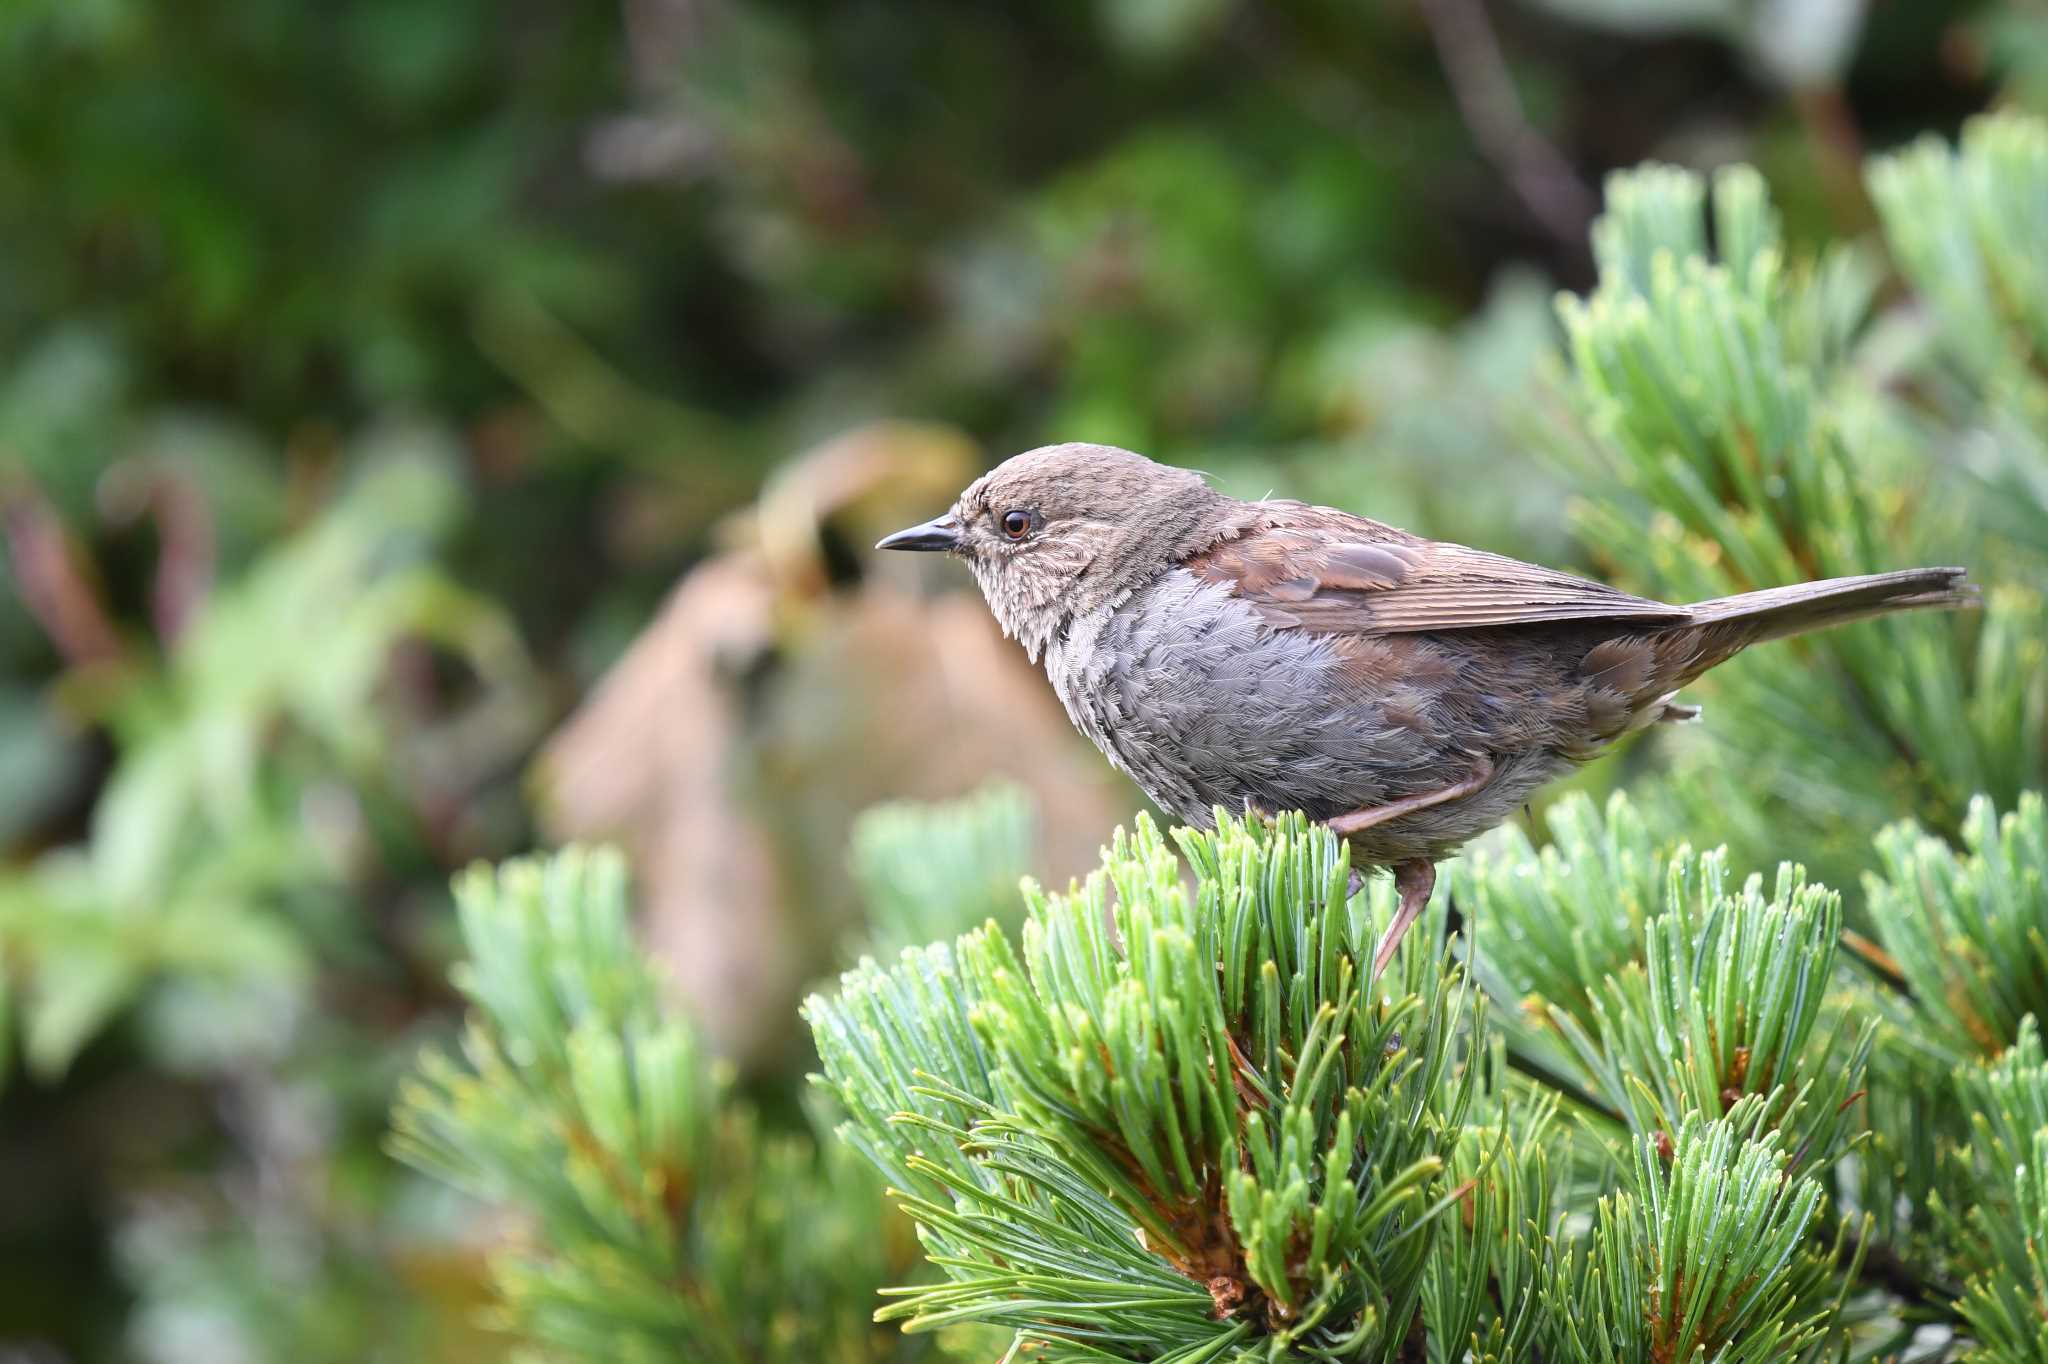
[1,474,123,666]
[1417,0,1595,247]
[1791,84,1875,233]
[621,0,714,94]
[469,286,755,509]
[390,846,929,1363]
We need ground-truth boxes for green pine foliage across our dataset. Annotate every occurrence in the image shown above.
[388,784,1035,1363]
[395,787,2048,1360]
[1553,860,1870,1175]
[809,810,1480,1361]
[1418,1065,1556,1364]
[1545,113,2048,891]
[389,847,935,1364]
[1541,1113,1857,1364]
[1853,793,2048,1266]
[1865,793,2048,1060]
[849,781,1036,953]
[1943,1020,2048,1362]
[802,803,1887,1362]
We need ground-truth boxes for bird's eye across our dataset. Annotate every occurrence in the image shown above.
[1000,509,1032,540]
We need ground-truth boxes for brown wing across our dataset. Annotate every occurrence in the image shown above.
[1183,501,1689,635]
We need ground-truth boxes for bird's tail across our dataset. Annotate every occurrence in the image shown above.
[1684,566,1977,645]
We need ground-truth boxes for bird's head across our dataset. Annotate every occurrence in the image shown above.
[877,442,1230,659]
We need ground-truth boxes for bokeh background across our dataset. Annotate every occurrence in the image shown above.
[1,1,2042,1358]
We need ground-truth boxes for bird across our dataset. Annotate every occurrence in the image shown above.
[877,443,1976,978]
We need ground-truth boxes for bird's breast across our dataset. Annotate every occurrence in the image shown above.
[1043,569,1493,834]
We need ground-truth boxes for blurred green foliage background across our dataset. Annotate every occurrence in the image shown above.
[0,0,2040,1358]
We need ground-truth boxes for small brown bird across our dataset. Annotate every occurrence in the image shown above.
[880,444,1975,977]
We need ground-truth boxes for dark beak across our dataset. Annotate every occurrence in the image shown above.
[876,514,960,553]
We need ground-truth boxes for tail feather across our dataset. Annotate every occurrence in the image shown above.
[1684,567,1977,645]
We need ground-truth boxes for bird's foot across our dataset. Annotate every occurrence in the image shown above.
[1371,859,1435,981]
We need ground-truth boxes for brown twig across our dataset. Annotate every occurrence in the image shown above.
[1416,0,1596,248]
[1790,83,1875,234]
[1,473,123,666]
[1840,928,1912,996]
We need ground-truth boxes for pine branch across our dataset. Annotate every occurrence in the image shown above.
[1939,1018,2048,1362]
[1541,126,2048,888]
[391,847,934,1363]
[1864,792,2048,1060]
[806,805,1931,1361]
[850,780,1036,952]
[1868,113,2048,417]
[1550,861,1873,1176]
[1419,1044,1558,1363]
[1455,790,1874,1168]
[810,810,1483,1361]
[1542,1114,1852,1364]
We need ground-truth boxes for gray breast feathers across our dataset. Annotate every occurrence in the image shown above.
[1043,571,1455,827]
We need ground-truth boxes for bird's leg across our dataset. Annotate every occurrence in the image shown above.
[1325,754,1496,837]
[1372,859,1435,980]
[1328,758,1491,979]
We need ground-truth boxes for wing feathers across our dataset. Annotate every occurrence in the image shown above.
[1184,502,1687,636]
